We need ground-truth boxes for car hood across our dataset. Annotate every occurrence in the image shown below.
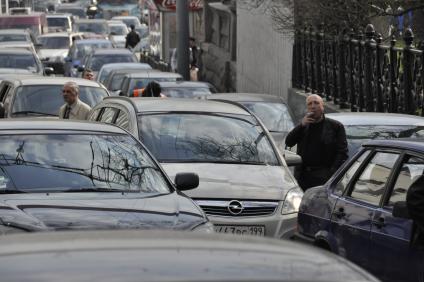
[39,49,68,59]
[0,192,206,232]
[161,163,297,201]
[0,68,36,74]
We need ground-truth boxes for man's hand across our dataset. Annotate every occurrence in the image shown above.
[301,113,315,127]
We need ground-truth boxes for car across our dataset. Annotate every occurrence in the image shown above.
[64,38,113,77]
[159,81,217,99]
[56,4,87,19]
[107,20,128,48]
[296,139,424,282]
[120,71,182,96]
[46,14,73,32]
[111,15,141,28]
[0,41,38,54]
[326,112,424,157]
[80,48,138,78]
[89,97,303,238]
[37,32,84,74]
[208,93,296,153]
[0,120,209,234]
[0,29,36,44]
[0,49,50,76]
[0,230,379,282]
[103,67,154,95]
[73,19,109,36]
[97,62,152,85]
[0,76,109,118]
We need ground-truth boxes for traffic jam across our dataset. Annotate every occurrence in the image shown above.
[0,0,422,282]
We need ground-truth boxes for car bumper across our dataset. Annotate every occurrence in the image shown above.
[208,212,298,239]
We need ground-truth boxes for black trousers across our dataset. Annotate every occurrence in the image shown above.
[296,167,331,191]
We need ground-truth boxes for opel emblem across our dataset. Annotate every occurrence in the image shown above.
[228,200,244,215]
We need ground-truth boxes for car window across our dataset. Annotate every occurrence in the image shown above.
[333,150,371,195]
[115,110,130,130]
[0,83,11,102]
[89,55,137,72]
[388,156,424,206]
[89,107,103,121]
[349,152,399,206]
[0,53,39,72]
[38,36,70,49]
[99,107,118,123]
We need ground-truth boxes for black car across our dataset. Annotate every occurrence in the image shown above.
[0,230,379,282]
[297,139,424,282]
[0,120,210,234]
[208,93,296,153]
[0,77,109,118]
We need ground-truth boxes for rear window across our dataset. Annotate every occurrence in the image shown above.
[89,54,137,71]
[0,34,27,42]
[0,53,39,72]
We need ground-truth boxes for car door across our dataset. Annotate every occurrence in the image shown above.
[330,150,401,269]
[370,153,424,282]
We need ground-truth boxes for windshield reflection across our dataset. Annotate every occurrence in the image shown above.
[0,134,171,193]
[241,102,294,132]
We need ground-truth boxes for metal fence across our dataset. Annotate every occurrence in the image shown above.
[292,24,424,115]
[139,52,171,72]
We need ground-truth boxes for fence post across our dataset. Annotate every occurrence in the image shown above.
[316,24,324,97]
[292,30,299,88]
[332,33,339,104]
[364,24,375,112]
[323,27,331,101]
[358,30,365,111]
[303,26,309,92]
[309,26,316,93]
[349,28,357,111]
[375,33,384,112]
[389,35,398,113]
[403,28,415,115]
[339,28,348,108]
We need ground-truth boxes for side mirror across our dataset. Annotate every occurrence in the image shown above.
[284,150,302,167]
[77,66,85,72]
[174,173,199,191]
[44,67,54,76]
[392,201,410,219]
[65,56,72,62]
[0,102,5,118]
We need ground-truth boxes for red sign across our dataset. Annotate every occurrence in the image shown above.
[153,0,203,12]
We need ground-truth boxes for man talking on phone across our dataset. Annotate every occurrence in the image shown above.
[285,94,348,190]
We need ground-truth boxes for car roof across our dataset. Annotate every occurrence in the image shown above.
[3,76,104,87]
[364,138,424,152]
[46,14,72,18]
[100,62,151,71]
[159,81,212,88]
[75,19,107,23]
[112,16,139,19]
[92,48,133,55]
[0,230,378,282]
[105,97,251,115]
[75,39,111,45]
[37,32,73,38]
[209,93,285,103]
[0,49,33,55]
[0,29,30,34]
[326,112,424,126]
[0,119,124,134]
[125,72,181,78]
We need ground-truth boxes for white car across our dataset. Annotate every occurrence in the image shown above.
[46,14,73,33]
[107,20,128,48]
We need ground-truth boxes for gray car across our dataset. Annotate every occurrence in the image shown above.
[159,81,217,99]
[89,97,303,238]
[0,230,379,282]
[120,71,183,96]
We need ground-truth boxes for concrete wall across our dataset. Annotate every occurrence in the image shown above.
[237,1,293,101]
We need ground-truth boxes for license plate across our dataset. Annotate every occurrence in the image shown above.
[214,225,265,236]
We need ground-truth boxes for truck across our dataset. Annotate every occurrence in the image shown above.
[97,0,140,20]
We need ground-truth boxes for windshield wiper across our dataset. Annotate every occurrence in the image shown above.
[12,111,57,117]
[63,187,130,193]
[0,189,28,194]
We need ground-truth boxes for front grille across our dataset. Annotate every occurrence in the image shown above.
[196,200,279,217]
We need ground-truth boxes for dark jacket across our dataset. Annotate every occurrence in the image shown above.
[125,30,140,48]
[285,116,348,174]
[406,175,424,247]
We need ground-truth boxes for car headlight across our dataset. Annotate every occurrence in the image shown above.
[282,187,304,215]
[192,221,215,233]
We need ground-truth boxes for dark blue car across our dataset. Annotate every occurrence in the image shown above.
[297,139,424,282]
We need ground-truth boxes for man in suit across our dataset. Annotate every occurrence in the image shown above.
[58,81,91,120]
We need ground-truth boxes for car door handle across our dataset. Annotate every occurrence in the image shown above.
[334,207,346,218]
[372,218,386,228]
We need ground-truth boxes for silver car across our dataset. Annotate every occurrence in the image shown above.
[89,97,303,238]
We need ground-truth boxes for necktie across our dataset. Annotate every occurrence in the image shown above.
[63,105,71,119]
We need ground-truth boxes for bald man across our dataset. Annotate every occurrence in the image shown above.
[285,94,348,190]
[58,82,91,120]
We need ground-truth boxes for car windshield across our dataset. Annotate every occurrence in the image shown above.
[0,134,171,193]
[73,42,113,59]
[75,23,108,34]
[161,87,212,99]
[38,36,70,49]
[241,102,295,133]
[135,27,149,38]
[90,54,136,71]
[346,125,424,155]
[0,53,39,72]
[110,73,126,91]
[129,77,178,95]
[11,85,109,117]
[139,113,279,165]
[47,18,70,28]
[0,34,27,42]
[57,8,86,18]
[109,25,127,35]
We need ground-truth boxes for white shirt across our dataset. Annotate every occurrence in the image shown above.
[59,99,91,120]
